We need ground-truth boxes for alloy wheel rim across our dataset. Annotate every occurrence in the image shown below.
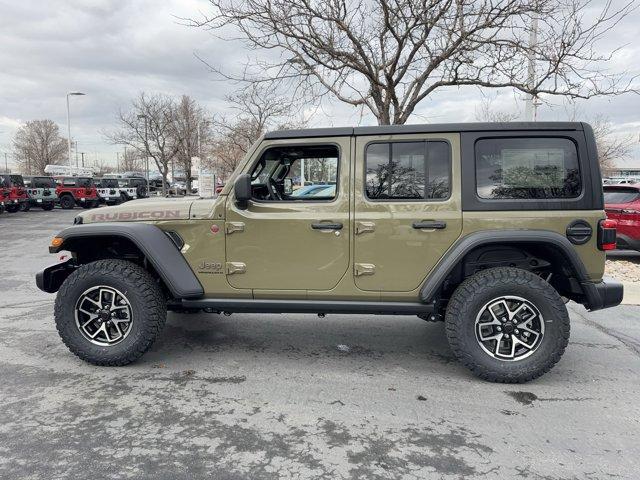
[74,286,133,346]
[474,295,544,361]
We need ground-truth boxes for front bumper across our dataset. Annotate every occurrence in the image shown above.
[36,259,76,293]
[581,277,624,311]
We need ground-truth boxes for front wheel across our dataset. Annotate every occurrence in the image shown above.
[54,259,167,366]
[42,203,55,211]
[445,267,570,383]
[20,202,31,212]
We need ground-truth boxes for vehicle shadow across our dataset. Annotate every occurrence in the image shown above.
[147,312,461,374]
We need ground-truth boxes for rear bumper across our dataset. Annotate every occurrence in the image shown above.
[581,277,624,311]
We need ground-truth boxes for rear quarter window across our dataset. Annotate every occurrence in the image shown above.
[475,137,581,200]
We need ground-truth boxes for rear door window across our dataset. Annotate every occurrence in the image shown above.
[475,137,581,199]
[365,141,451,200]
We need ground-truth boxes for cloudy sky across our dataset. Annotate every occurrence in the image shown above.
[1,0,639,170]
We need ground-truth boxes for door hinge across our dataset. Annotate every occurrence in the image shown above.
[225,222,245,234]
[226,262,246,275]
[354,263,376,276]
[355,221,376,235]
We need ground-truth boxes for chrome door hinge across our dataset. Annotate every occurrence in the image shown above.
[226,262,246,275]
[225,222,245,234]
[354,263,376,276]
[355,221,375,235]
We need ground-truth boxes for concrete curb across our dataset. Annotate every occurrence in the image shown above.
[621,282,640,305]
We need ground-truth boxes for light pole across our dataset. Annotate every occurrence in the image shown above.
[66,92,86,165]
[137,114,150,196]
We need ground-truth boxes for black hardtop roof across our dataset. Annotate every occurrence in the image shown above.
[264,121,586,140]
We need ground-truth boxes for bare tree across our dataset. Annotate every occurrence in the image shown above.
[209,84,306,179]
[105,93,179,194]
[563,102,635,170]
[590,116,635,170]
[188,0,637,125]
[474,97,520,122]
[119,149,145,173]
[92,158,115,176]
[12,119,68,174]
[171,95,212,193]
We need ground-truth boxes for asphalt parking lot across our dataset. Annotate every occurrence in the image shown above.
[1,208,639,479]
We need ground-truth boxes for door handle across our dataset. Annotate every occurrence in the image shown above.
[311,222,343,231]
[412,221,447,230]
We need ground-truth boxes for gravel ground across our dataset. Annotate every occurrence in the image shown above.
[606,250,640,283]
[1,208,639,480]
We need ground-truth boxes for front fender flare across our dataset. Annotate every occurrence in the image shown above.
[45,223,204,299]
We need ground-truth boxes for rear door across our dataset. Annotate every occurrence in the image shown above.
[353,133,462,292]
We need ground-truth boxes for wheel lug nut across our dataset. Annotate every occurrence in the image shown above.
[515,329,520,334]
[497,326,502,331]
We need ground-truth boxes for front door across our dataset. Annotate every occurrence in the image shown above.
[353,133,462,292]
[225,138,351,291]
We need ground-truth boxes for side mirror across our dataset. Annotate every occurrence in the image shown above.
[283,178,293,195]
[234,173,252,209]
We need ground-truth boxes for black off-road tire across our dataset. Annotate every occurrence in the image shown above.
[6,204,19,213]
[59,194,75,209]
[54,259,167,366]
[445,267,570,383]
[42,202,55,211]
[20,202,31,212]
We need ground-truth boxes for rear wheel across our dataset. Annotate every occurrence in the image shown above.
[20,202,31,212]
[54,260,167,366]
[445,267,570,383]
[6,204,19,213]
[59,195,75,209]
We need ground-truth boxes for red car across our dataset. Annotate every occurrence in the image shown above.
[604,184,640,252]
[54,176,99,209]
[0,174,29,213]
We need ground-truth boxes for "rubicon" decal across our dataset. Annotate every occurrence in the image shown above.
[90,210,182,221]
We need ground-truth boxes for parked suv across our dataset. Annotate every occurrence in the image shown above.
[24,176,58,211]
[55,176,99,209]
[119,177,146,200]
[604,184,640,252]
[37,122,622,382]
[0,174,29,212]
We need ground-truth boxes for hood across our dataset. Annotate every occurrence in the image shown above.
[78,197,194,224]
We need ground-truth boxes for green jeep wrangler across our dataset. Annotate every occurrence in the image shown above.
[36,122,622,383]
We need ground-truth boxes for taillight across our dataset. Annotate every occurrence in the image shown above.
[598,218,617,251]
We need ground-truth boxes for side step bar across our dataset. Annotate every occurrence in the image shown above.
[179,298,434,315]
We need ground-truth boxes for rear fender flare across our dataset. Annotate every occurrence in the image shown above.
[420,230,590,303]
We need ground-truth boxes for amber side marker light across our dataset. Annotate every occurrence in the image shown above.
[51,237,64,249]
